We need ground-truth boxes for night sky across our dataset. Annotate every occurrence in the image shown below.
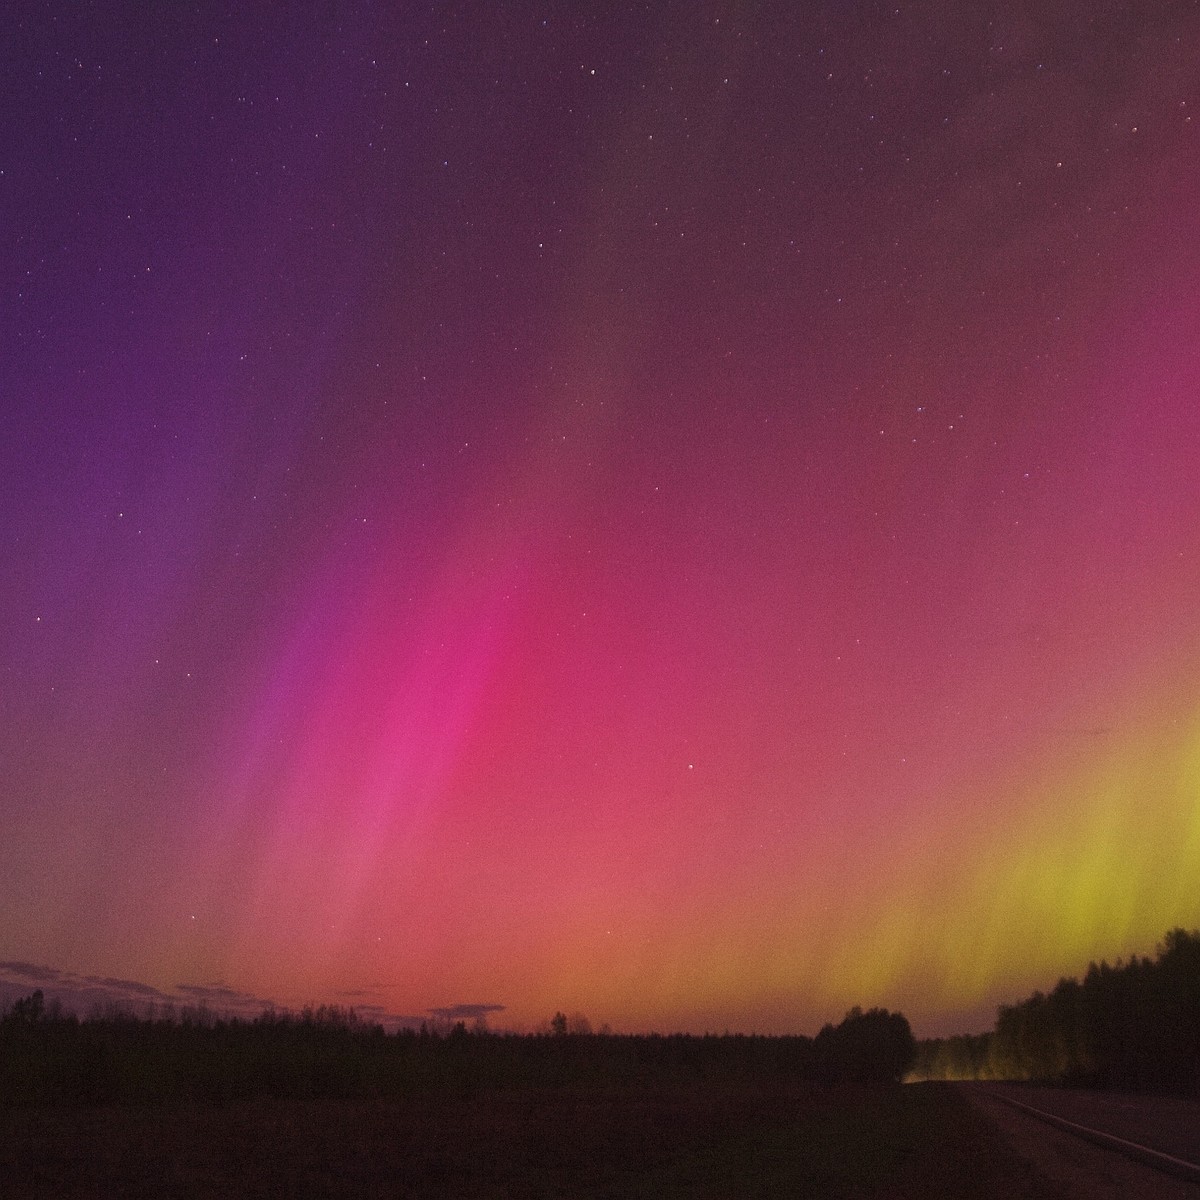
[3,2,1200,1036]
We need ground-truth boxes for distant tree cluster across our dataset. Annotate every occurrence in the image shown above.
[912,928,1200,1095]
[908,1031,992,1083]
[0,990,915,1107]
[547,1010,596,1036]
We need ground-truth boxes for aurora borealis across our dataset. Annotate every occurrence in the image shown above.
[3,2,1200,1037]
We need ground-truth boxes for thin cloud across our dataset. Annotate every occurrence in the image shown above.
[86,976,170,999]
[0,961,63,984]
[428,1004,507,1023]
[0,960,437,1029]
[0,964,176,1016]
[0,960,501,1027]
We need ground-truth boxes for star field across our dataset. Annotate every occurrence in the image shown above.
[2,1,1200,1034]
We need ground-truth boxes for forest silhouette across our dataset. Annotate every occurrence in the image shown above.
[5,928,1197,1107]
[913,927,1200,1094]
[0,994,914,1107]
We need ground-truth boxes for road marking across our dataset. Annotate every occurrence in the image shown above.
[984,1088,1200,1187]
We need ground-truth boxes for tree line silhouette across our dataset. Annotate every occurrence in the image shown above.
[913,927,1200,1094]
[0,994,914,1107]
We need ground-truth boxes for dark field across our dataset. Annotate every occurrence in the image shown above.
[0,1007,1067,1196]
[0,1080,1066,1199]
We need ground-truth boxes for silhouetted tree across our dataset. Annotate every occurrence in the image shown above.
[10,990,45,1023]
[922,927,1200,1094]
[815,1007,915,1083]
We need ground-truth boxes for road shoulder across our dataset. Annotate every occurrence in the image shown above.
[961,1084,1200,1200]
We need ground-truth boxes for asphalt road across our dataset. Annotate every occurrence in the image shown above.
[978,1083,1200,1179]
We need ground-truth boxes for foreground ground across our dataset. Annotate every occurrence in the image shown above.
[0,1080,1069,1199]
